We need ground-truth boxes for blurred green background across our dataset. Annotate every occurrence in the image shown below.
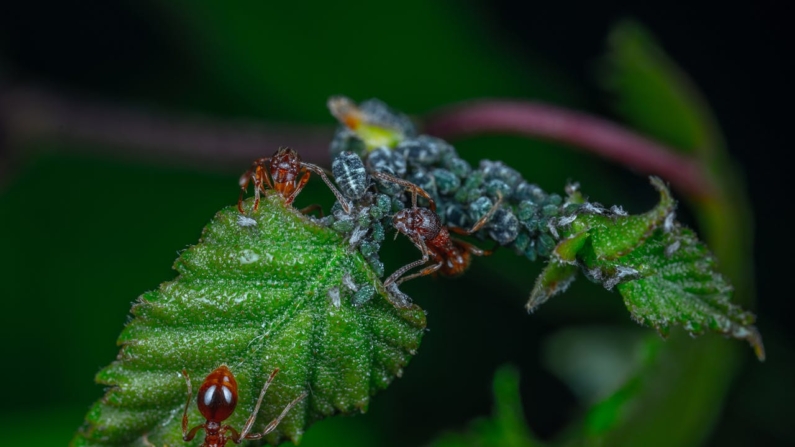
[1,1,792,446]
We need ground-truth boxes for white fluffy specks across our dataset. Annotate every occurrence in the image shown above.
[237,215,257,227]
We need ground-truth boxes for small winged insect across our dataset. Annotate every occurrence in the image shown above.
[327,96,416,154]
[371,171,501,287]
[180,364,307,447]
[238,147,350,214]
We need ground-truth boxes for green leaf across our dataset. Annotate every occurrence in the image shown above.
[611,224,763,359]
[528,178,763,360]
[526,262,578,312]
[429,365,543,447]
[71,193,426,446]
[571,177,674,260]
[577,179,763,360]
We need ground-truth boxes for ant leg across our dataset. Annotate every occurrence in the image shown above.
[141,434,155,447]
[453,238,498,257]
[222,425,242,444]
[451,193,503,236]
[180,369,204,442]
[252,165,272,212]
[238,368,280,439]
[370,171,436,212]
[284,171,312,206]
[242,391,309,440]
[395,260,443,285]
[304,163,352,213]
[238,168,255,214]
[180,369,192,436]
[238,159,270,213]
[383,237,431,287]
[298,204,324,217]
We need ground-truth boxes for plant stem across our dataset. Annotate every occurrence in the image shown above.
[423,100,715,199]
[0,85,334,175]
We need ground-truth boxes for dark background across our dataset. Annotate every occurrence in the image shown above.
[1,1,792,446]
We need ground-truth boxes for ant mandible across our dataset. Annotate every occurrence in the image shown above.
[371,171,501,287]
[180,364,307,447]
[238,147,350,214]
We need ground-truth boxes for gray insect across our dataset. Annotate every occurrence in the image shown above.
[332,151,369,201]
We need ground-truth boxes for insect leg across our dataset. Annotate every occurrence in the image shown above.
[383,237,431,287]
[238,368,280,440]
[453,192,503,235]
[180,369,204,442]
[304,163,352,213]
[370,171,436,212]
[242,391,309,440]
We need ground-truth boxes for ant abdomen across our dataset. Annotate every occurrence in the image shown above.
[181,365,307,446]
[196,365,238,423]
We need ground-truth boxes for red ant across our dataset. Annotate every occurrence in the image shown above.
[180,364,307,447]
[371,171,500,287]
[238,147,350,214]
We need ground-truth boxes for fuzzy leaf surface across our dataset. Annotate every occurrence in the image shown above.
[530,178,763,359]
[72,194,426,446]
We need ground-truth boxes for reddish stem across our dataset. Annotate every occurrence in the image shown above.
[424,100,714,199]
[0,85,334,172]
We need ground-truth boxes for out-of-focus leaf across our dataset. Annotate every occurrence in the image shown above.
[542,327,649,404]
[600,20,722,156]
[429,365,543,447]
[71,193,425,446]
[579,335,740,447]
[600,20,754,306]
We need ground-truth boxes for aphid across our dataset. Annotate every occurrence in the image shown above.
[181,364,307,447]
[371,171,500,287]
[238,147,350,214]
[394,137,442,167]
[332,151,369,201]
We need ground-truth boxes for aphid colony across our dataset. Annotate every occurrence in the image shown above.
[236,97,617,307]
[325,98,591,273]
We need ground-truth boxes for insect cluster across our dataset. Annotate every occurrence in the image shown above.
[235,98,617,307]
[325,97,589,272]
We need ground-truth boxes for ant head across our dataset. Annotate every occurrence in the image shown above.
[196,365,239,423]
[270,147,301,183]
[393,207,441,240]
